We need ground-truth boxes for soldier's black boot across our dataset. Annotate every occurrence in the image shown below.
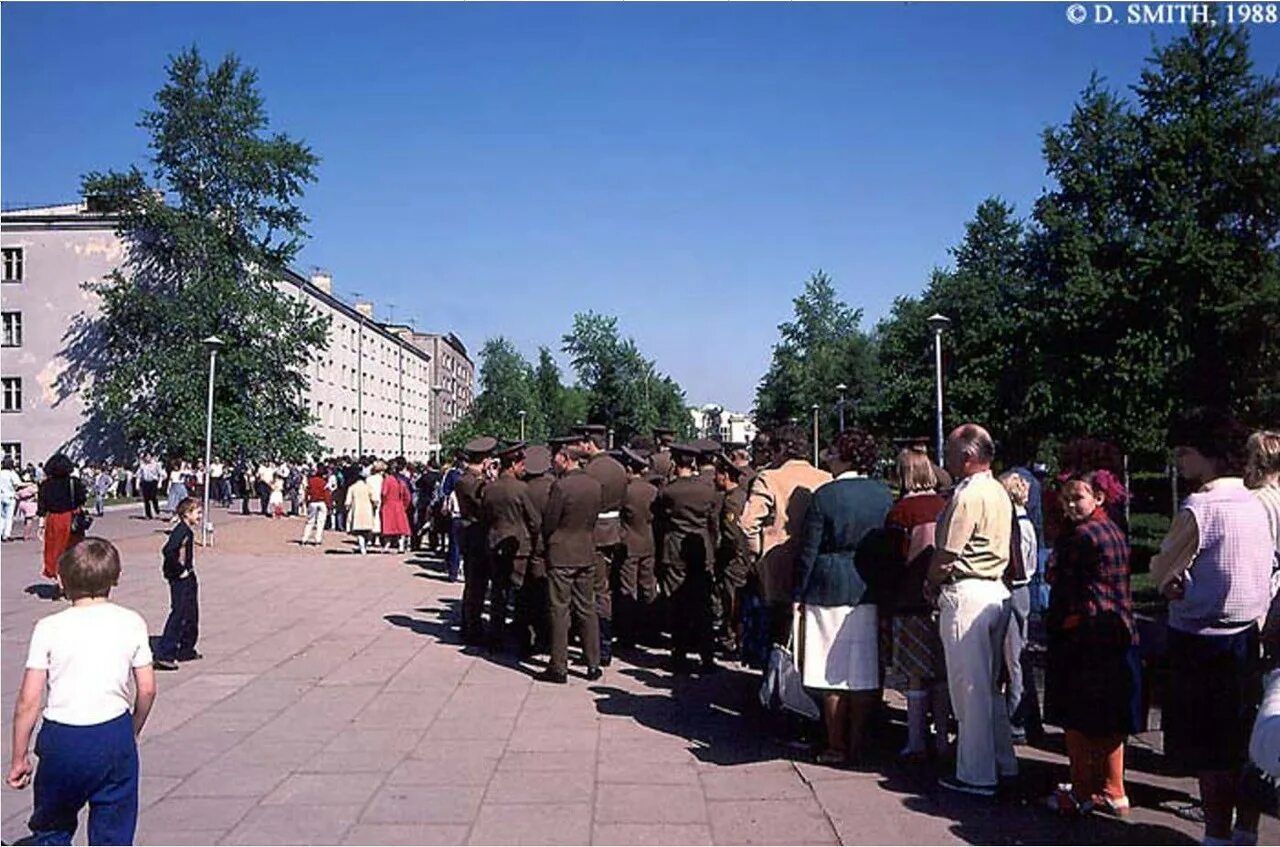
[599,619,613,667]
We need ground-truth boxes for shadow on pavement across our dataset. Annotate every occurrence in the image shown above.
[23,584,59,601]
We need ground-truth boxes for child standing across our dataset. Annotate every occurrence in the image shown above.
[268,474,285,519]
[7,538,157,845]
[1043,471,1140,817]
[153,498,203,671]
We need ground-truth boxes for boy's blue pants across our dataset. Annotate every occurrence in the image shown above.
[28,711,138,845]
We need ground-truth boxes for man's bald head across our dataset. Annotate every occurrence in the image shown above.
[946,424,995,477]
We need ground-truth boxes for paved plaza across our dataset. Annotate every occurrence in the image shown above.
[0,508,1272,845]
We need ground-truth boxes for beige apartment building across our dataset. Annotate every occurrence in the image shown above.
[0,200,473,465]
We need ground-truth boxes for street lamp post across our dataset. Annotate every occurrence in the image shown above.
[927,313,952,465]
[200,335,225,546]
[811,403,820,466]
[836,382,848,432]
[518,410,527,442]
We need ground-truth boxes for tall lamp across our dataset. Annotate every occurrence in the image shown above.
[200,335,225,546]
[926,314,951,465]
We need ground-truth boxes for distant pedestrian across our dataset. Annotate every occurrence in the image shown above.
[0,457,20,541]
[93,467,114,517]
[345,473,376,555]
[154,498,204,671]
[6,538,157,846]
[301,466,332,547]
[137,454,163,520]
[38,454,88,584]
[999,470,1041,743]
[163,461,187,515]
[380,458,412,554]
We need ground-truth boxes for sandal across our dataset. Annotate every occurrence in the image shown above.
[1045,785,1094,816]
[1092,793,1131,818]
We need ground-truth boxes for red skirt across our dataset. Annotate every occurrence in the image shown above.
[42,511,80,579]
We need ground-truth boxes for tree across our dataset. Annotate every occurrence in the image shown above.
[470,337,544,442]
[874,199,1040,456]
[535,346,586,436]
[561,312,689,444]
[75,48,324,461]
[754,271,878,442]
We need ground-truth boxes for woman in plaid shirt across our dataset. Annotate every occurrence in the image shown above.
[1044,471,1141,817]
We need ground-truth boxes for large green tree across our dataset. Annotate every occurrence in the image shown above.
[874,199,1040,456]
[754,271,878,442]
[561,312,690,444]
[77,48,324,461]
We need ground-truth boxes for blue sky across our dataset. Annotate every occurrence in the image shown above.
[4,3,1277,411]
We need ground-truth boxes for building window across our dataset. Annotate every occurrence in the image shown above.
[2,377,21,412]
[2,248,23,282]
[1,442,20,465]
[1,312,21,347]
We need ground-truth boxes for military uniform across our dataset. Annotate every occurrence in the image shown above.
[649,427,676,483]
[578,426,628,665]
[542,460,603,681]
[655,446,720,671]
[711,460,753,655]
[617,448,658,648]
[481,444,540,651]
[516,446,555,656]
[457,437,497,644]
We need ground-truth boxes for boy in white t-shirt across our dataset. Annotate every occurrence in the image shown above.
[7,538,157,845]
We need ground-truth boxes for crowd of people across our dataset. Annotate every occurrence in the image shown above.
[4,412,1279,846]
[435,414,1280,844]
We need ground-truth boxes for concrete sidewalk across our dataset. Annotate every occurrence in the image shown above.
[0,510,1267,844]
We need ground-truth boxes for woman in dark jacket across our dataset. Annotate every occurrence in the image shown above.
[795,428,894,765]
[1044,470,1140,816]
[37,453,88,581]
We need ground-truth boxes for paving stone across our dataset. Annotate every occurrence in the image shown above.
[223,803,364,845]
[361,785,486,824]
[595,783,709,824]
[411,737,507,761]
[261,771,384,806]
[592,823,715,845]
[706,798,839,845]
[506,728,598,753]
[497,750,598,773]
[483,768,596,804]
[169,764,291,798]
[467,802,591,845]
[141,796,258,832]
[135,828,230,846]
[387,755,499,786]
[699,762,812,801]
[300,747,407,773]
[422,716,517,741]
[351,691,449,729]
[341,824,471,845]
[597,758,700,785]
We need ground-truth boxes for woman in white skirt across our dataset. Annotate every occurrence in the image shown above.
[795,428,894,765]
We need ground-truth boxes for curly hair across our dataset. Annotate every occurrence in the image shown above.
[833,428,878,474]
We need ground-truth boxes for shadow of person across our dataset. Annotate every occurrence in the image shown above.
[24,584,60,601]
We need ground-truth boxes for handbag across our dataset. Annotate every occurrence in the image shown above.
[758,607,820,720]
[71,510,93,534]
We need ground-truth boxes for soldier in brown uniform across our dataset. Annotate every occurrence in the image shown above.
[515,444,555,657]
[457,436,497,645]
[711,454,754,657]
[574,424,628,667]
[655,443,720,673]
[616,446,658,650]
[538,443,603,684]
[649,427,676,483]
[480,442,541,652]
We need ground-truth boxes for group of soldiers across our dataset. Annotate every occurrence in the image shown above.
[452,423,759,683]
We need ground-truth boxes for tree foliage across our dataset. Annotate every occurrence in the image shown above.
[862,25,1279,464]
[754,271,878,443]
[76,48,324,461]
